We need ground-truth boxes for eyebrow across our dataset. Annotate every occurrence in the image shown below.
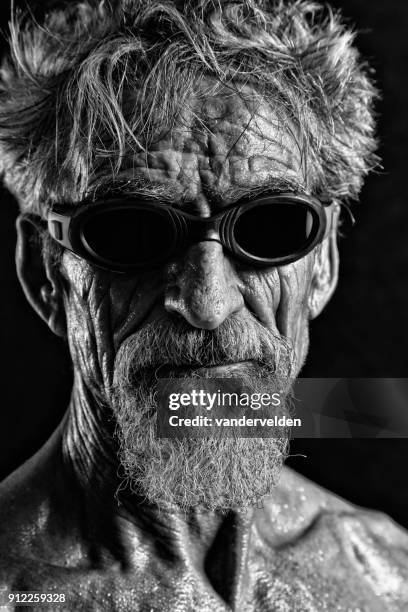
[85,177,182,204]
[84,175,307,207]
[208,177,307,204]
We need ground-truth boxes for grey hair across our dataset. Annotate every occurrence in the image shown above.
[0,0,379,215]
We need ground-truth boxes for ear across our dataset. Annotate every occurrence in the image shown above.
[308,204,340,319]
[15,214,66,337]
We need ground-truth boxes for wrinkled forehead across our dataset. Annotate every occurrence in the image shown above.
[88,85,307,212]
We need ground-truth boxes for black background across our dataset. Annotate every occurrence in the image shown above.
[0,1,407,526]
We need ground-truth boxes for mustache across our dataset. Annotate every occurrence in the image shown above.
[113,312,294,386]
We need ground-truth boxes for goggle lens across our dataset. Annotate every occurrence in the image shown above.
[233,203,315,260]
[81,207,174,266]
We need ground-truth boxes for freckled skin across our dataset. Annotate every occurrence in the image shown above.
[1,89,407,611]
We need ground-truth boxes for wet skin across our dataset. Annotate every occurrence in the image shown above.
[1,89,407,610]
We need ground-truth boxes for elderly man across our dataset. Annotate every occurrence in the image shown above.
[0,0,407,609]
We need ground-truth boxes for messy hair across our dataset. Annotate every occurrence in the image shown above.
[0,0,378,215]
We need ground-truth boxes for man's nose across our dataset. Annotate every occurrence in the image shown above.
[164,241,244,329]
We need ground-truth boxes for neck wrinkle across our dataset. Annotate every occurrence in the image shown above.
[62,374,118,498]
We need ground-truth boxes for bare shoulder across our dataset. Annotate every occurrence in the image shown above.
[255,467,408,608]
[0,449,54,554]
[0,456,50,592]
[0,429,86,590]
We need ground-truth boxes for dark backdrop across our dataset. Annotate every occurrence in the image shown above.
[0,1,407,526]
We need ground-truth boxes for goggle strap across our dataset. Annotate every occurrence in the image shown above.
[47,211,73,250]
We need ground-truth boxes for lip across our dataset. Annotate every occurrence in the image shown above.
[157,360,256,377]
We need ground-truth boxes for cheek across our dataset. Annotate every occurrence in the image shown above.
[276,257,314,330]
[61,255,113,389]
[61,253,163,389]
[108,272,164,353]
[238,255,314,364]
[238,267,282,333]
[276,255,315,365]
[238,256,314,328]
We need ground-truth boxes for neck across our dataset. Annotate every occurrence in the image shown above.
[62,374,118,495]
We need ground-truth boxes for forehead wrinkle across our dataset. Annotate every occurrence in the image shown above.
[85,91,306,209]
[199,86,298,147]
[244,111,301,160]
[86,155,305,209]
[203,119,303,188]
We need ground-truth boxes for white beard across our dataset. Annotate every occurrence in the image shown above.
[110,314,294,512]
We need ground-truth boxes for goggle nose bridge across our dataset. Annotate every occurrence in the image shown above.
[171,207,238,250]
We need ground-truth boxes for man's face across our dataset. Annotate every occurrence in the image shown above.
[42,86,336,511]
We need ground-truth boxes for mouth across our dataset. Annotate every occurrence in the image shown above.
[156,360,257,378]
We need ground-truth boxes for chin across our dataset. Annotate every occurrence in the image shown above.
[111,375,290,512]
